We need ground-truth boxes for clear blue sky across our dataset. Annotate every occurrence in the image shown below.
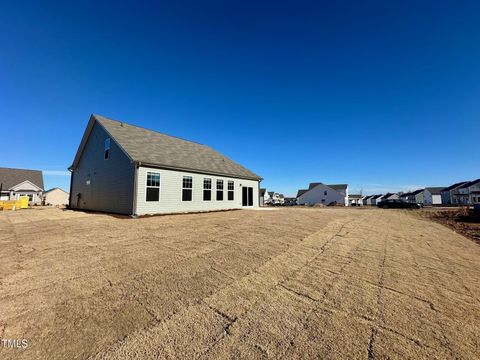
[1,1,479,196]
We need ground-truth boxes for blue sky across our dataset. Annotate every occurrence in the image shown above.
[1,1,479,196]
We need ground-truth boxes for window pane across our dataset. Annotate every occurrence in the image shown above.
[217,190,223,201]
[204,178,211,189]
[183,176,192,189]
[146,187,159,202]
[217,180,223,190]
[183,189,192,201]
[228,181,234,190]
[228,191,234,201]
[203,189,211,201]
[147,172,160,187]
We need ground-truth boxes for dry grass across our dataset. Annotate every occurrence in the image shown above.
[0,207,479,359]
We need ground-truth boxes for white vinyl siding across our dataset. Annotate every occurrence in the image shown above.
[136,166,259,215]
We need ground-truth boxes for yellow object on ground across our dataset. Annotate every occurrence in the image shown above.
[18,196,29,208]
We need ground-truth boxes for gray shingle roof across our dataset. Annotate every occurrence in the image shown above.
[458,178,480,189]
[425,187,445,195]
[0,167,44,190]
[296,189,308,198]
[75,115,261,181]
[442,181,469,192]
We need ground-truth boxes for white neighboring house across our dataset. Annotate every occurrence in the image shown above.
[0,167,44,204]
[297,183,348,206]
[348,194,363,206]
[69,114,262,215]
[43,188,69,206]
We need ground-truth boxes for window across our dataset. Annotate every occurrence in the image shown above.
[182,176,193,201]
[104,138,111,160]
[228,181,234,200]
[324,191,327,196]
[203,178,212,201]
[216,179,224,200]
[146,172,160,201]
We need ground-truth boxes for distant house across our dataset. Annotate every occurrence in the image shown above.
[369,194,383,206]
[376,193,399,204]
[455,179,480,205]
[403,189,423,204]
[267,191,275,204]
[348,194,363,206]
[424,187,445,206]
[441,182,469,205]
[297,182,348,206]
[69,114,261,215]
[43,188,69,206]
[362,195,373,206]
[260,188,267,206]
[0,167,44,204]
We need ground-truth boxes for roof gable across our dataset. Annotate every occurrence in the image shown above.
[71,115,261,181]
[459,178,480,189]
[442,181,469,192]
[0,167,44,190]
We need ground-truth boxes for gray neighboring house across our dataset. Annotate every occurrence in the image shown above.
[69,114,262,215]
[424,187,445,205]
[441,181,469,205]
[0,167,44,204]
[297,182,348,206]
[455,179,480,205]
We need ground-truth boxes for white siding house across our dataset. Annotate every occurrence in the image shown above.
[0,167,44,205]
[297,183,348,206]
[69,114,261,215]
[423,187,444,206]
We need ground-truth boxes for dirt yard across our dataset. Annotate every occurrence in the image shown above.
[0,207,479,359]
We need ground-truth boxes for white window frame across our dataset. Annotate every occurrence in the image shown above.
[146,172,160,202]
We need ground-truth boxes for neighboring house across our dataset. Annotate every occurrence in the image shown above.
[348,194,363,206]
[297,182,348,206]
[455,179,480,205]
[43,188,69,206]
[403,189,423,204]
[441,182,469,205]
[470,191,480,205]
[0,167,44,204]
[424,187,445,206]
[370,194,383,206]
[267,191,275,205]
[399,192,411,202]
[362,195,373,206]
[381,193,399,201]
[69,114,262,215]
[284,197,296,205]
[260,188,266,206]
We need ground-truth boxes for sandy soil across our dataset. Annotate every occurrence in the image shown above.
[0,207,479,359]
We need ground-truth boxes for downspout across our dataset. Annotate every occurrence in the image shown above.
[132,161,140,217]
[68,168,74,208]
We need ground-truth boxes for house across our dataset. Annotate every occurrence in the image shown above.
[297,183,348,206]
[403,189,423,204]
[454,179,480,205]
[362,195,373,206]
[43,188,69,206]
[260,188,267,206]
[69,114,262,215]
[470,191,480,205]
[424,187,445,206]
[0,167,44,204]
[380,193,399,202]
[369,194,383,206]
[441,182,468,205]
[348,194,363,206]
[267,191,275,205]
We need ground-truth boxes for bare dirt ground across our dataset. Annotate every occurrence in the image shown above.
[412,207,480,245]
[0,207,479,359]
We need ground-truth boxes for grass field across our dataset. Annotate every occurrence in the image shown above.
[0,207,479,359]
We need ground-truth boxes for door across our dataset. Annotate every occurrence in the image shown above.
[242,186,254,206]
